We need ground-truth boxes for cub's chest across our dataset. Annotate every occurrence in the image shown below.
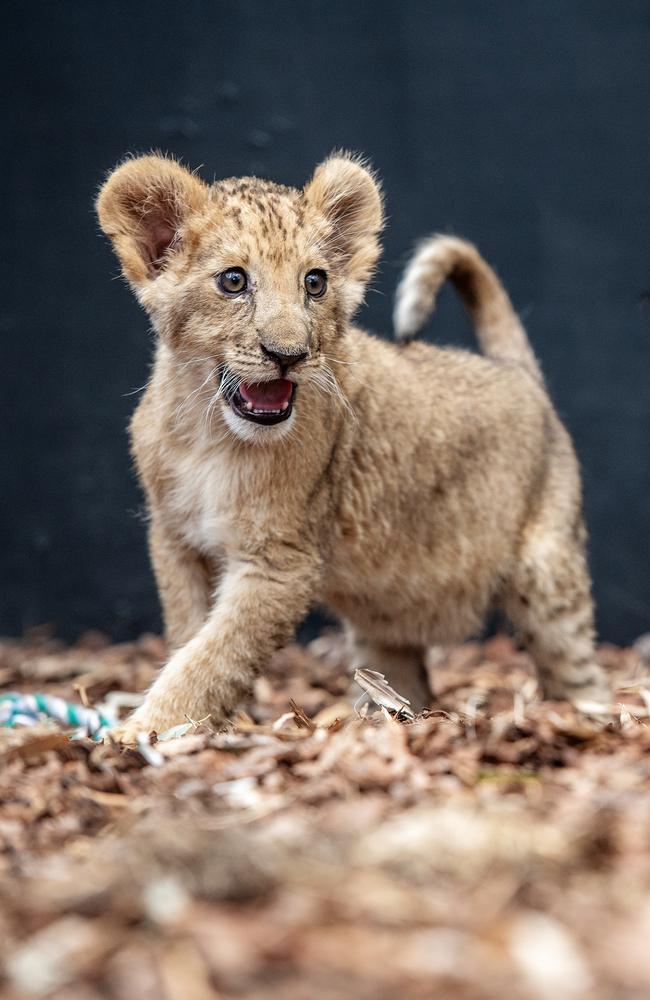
[165,452,248,555]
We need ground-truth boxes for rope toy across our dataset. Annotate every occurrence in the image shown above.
[0,692,114,741]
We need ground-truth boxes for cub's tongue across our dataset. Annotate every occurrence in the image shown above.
[239,378,293,411]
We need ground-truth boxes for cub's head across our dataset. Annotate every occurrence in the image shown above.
[96,152,383,441]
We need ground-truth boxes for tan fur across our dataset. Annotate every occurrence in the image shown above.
[96,152,608,740]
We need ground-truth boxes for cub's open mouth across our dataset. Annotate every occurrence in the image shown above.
[230,379,295,426]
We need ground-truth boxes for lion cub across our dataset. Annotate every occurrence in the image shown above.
[97,152,608,740]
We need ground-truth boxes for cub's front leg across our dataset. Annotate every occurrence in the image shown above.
[111,544,320,742]
[148,518,215,650]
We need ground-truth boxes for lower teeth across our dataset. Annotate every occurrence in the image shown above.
[241,403,288,416]
[238,395,291,418]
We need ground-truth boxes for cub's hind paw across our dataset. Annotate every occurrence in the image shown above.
[540,666,611,706]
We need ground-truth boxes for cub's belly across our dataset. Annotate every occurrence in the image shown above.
[320,530,510,647]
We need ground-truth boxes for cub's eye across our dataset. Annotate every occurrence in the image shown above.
[305,269,327,299]
[217,268,248,295]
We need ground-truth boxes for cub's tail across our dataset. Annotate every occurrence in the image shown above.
[393,235,542,381]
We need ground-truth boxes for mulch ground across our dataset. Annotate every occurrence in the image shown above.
[1,629,650,999]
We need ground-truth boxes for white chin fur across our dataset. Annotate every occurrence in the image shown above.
[223,404,295,444]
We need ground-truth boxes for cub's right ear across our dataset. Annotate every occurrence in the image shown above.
[96,155,207,285]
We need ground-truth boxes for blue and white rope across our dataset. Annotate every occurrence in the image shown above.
[0,692,114,741]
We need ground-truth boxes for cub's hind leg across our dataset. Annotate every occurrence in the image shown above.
[504,516,609,703]
[347,628,432,713]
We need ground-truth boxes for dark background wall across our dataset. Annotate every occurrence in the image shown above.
[2,1,648,644]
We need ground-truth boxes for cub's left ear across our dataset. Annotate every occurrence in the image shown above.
[304,153,384,301]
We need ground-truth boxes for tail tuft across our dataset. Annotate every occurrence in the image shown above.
[394,235,542,381]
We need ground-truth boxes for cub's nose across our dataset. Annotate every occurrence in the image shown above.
[261,342,309,371]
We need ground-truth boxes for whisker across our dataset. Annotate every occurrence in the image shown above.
[122,380,151,397]
[320,362,357,421]
[320,353,361,368]
[175,355,218,370]
[174,365,221,424]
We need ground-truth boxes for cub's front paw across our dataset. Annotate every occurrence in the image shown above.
[108,693,224,745]
[108,717,153,746]
[108,704,191,745]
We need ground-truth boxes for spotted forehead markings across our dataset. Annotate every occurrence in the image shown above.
[208,184,306,264]
[216,177,297,203]
[216,179,300,219]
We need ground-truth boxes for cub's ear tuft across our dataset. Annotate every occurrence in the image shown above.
[96,155,207,285]
[304,153,384,301]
